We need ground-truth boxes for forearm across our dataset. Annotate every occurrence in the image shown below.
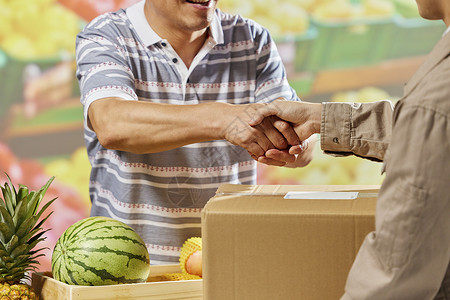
[88,98,226,153]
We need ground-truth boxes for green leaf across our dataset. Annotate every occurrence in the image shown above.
[0,242,7,253]
[32,177,55,214]
[0,205,15,234]
[32,198,56,226]
[1,256,12,263]
[24,229,49,246]
[16,185,29,204]
[15,216,37,241]
[11,254,30,266]
[32,209,55,233]
[0,186,7,208]
[5,235,19,253]
[1,183,15,216]
[0,222,12,244]
[25,238,47,254]
[18,227,41,245]
[5,174,17,210]
[12,198,27,229]
[25,191,39,218]
[25,176,55,219]
[10,244,28,259]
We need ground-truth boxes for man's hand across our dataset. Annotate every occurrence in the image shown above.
[219,103,300,158]
[247,99,322,167]
[249,99,322,142]
[258,135,317,167]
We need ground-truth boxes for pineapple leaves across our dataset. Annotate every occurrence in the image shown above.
[24,229,51,250]
[5,235,19,253]
[12,198,28,230]
[0,222,12,245]
[26,177,55,219]
[0,186,8,209]
[0,174,56,280]
[3,174,17,215]
[14,216,36,240]
[0,205,15,236]
[1,185,14,217]
[10,244,28,259]
[16,184,29,204]
[33,198,57,228]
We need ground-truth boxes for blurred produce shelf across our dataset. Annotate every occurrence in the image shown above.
[4,100,85,158]
[0,49,73,117]
[386,16,446,59]
[308,55,425,95]
[299,16,396,72]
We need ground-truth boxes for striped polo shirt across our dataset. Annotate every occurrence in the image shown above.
[76,0,300,264]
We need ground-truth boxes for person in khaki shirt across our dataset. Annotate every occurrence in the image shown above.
[250,1,450,299]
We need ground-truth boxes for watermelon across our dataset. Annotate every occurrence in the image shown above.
[51,216,150,286]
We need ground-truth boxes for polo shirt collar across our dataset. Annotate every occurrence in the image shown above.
[126,0,224,47]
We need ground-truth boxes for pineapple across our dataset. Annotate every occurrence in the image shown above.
[0,174,56,300]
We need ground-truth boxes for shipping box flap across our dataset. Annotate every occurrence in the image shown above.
[207,184,379,215]
[202,185,379,300]
[215,184,380,195]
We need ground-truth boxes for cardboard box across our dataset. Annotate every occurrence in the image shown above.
[202,184,379,300]
[32,264,202,300]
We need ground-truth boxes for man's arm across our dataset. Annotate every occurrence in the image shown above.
[88,97,299,156]
[77,30,299,157]
[250,99,394,164]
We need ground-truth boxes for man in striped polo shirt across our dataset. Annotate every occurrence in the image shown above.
[76,0,312,264]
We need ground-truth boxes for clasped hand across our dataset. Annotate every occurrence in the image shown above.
[221,99,320,167]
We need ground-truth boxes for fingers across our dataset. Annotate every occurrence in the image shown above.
[246,142,266,158]
[257,156,288,167]
[288,139,309,155]
[255,118,287,150]
[256,116,301,150]
[247,101,282,126]
[271,117,301,146]
[265,149,297,163]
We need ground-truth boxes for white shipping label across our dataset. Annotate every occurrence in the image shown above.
[284,191,360,200]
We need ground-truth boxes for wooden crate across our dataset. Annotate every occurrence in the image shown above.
[31,264,202,300]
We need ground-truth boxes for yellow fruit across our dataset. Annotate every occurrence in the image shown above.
[2,35,37,60]
[356,87,390,102]
[0,0,80,59]
[363,0,395,17]
[313,0,357,21]
[179,237,202,276]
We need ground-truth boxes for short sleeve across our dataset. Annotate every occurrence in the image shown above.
[76,15,138,121]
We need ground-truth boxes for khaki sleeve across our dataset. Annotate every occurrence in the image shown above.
[320,101,394,161]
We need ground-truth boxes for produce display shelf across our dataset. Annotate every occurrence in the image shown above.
[4,100,85,158]
[32,264,203,300]
[7,100,83,134]
[299,16,396,72]
[0,48,75,120]
[385,16,446,59]
[308,55,426,95]
[292,26,319,73]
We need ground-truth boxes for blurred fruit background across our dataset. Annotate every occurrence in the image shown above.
[0,0,446,273]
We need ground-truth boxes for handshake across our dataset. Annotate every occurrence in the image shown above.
[221,98,322,168]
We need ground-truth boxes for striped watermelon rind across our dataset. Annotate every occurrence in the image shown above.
[51,216,150,286]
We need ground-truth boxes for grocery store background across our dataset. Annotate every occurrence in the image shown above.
[0,0,446,272]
